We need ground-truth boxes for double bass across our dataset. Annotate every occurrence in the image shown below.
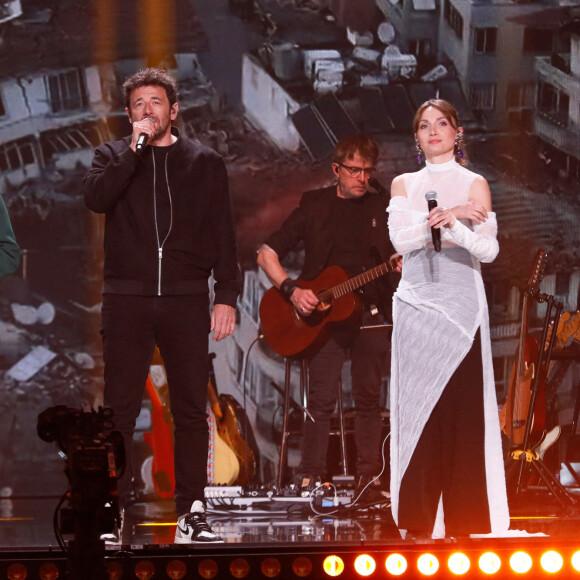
[500,249,548,448]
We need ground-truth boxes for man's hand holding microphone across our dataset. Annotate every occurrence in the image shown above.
[131,116,157,155]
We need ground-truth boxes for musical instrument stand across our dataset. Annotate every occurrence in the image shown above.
[511,293,578,510]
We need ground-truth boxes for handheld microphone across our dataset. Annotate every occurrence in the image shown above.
[135,117,155,155]
[425,190,441,252]
[135,134,148,155]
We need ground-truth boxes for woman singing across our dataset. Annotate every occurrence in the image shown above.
[388,99,509,539]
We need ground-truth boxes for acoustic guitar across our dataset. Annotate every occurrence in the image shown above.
[507,314,580,491]
[500,248,548,448]
[143,354,247,493]
[207,389,240,486]
[545,310,580,353]
[207,354,258,485]
[539,311,580,460]
[543,311,580,419]
[259,257,399,358]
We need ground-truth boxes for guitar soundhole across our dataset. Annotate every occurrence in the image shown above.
[303,294,330,326]
[302,309,326,327]
[315,291,332,313]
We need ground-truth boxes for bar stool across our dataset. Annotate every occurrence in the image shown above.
[276,357,349,488]
[275,320,393,489]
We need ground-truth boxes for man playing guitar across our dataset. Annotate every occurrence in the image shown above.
[257,134,401,499]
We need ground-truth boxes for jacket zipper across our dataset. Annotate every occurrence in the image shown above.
[152,150,174,296]
[157,247,163,295]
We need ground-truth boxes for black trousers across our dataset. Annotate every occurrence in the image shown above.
[101,293,210,517]
[301,312,390,478]
[398,330,491,536]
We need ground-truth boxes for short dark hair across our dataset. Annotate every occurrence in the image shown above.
[333,134,379,166]
[122,68,178,109]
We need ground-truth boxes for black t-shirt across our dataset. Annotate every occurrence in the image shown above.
[151,144,175,244]
[327,195,383,310]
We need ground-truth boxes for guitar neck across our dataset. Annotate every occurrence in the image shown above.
[516,294,530,377]
[321,260,394,302]
[207,380,223,421]
[515,249,547,376]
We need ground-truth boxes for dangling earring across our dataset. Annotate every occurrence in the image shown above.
[415,139,423,165]
[455,131,464,160]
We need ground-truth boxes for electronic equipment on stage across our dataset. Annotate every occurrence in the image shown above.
[203,478,380,514]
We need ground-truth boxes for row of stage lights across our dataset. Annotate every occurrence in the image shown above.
[4,548,580,578]
[325,550,580,576]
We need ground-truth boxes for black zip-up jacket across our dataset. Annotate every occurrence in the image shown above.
[83,128,240,307]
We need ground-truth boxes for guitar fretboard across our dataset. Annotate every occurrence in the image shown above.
[318,260,395,303]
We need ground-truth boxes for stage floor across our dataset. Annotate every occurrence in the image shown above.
[2,484,580,552]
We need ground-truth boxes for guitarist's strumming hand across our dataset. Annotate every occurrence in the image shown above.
[290,287,322,317]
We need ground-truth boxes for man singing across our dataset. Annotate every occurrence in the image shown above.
[83,67,240,544]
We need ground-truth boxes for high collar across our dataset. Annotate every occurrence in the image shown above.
[425,158,458,172]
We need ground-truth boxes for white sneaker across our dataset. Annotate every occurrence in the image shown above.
[174,500,223,544]
[100,507,124,545]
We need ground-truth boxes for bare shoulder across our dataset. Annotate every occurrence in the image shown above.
[390,174,408,197]
[468,175,492,211]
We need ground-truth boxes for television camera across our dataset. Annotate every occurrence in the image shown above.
[37,405,125,575]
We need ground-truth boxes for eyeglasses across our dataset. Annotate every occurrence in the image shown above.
[337,163,376,178]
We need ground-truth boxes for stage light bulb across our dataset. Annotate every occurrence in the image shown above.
[509,551,533,574]
[229,558,251,578]
[261,557,282,578]
[38,563,59,580]
[572,551,580,571]
[479,552,501,574]
[385,554,407,576]
[198,559,219,579]
[448,552,470,575]
[417,553,439,576]
[6,563,27,580]
[323,555,345,576]
[540,551,563,573]
[166,559,187,579]
[135,560,155,580]
[292,557,313,577]
[106,561,124,580]
[354,554,376,576]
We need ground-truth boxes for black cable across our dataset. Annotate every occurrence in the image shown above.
[52,491,70,552]
[238,331,263,485]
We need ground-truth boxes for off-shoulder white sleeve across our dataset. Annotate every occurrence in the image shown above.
[447,212,499,263]
[387,196,431,255]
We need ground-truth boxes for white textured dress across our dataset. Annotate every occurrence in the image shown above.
[387,158,510,538]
